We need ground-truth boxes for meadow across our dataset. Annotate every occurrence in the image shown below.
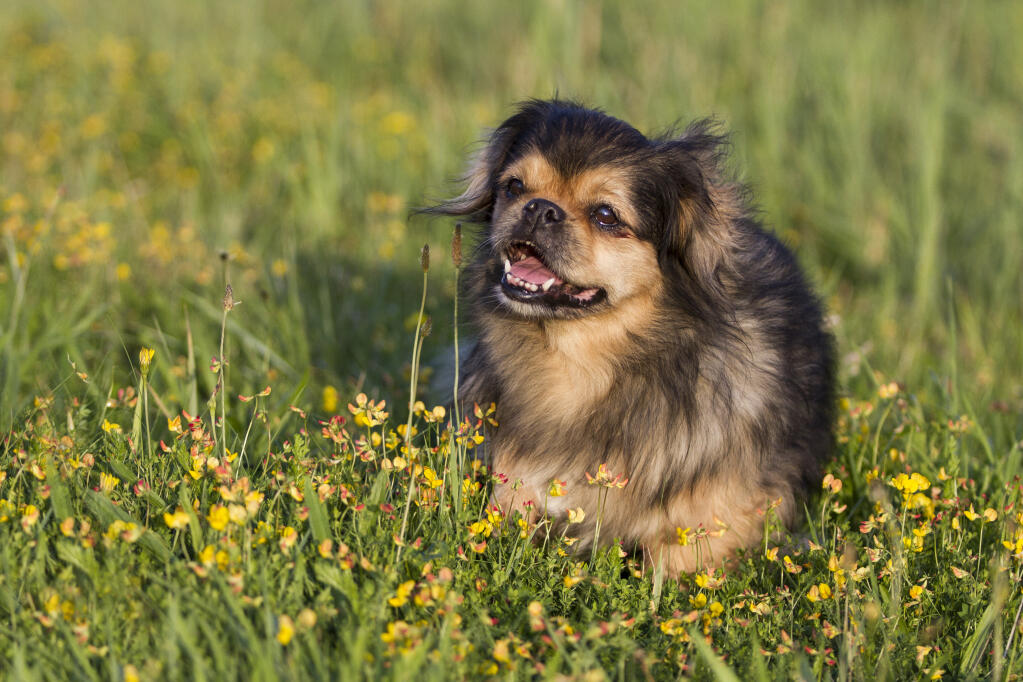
[1,0,1022,678]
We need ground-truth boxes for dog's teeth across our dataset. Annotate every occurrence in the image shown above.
[504,259,511,273]
[542,278,555,292]
[528,283,538,292]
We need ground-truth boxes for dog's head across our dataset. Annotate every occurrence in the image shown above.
[430,100,738,321]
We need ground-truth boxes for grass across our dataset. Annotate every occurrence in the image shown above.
[1,0,1022,678]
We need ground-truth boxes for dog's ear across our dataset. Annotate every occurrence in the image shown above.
[657,121,744,300]
[423,124,518,223]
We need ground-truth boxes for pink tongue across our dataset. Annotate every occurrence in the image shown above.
[509,256,560,285]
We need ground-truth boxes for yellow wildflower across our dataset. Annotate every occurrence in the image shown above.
[207,505,230,531]
[388,580,416,608]
[198,545,216,566]
[163,508,190,529]
[421,467,443,489]
[277,615,295,645]
[138,347,155,374]
[321,385,338,413]
[98,473,120,493]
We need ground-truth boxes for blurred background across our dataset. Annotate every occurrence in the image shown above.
[1,0,1021,429]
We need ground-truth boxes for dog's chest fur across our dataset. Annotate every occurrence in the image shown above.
[460,295,793,555]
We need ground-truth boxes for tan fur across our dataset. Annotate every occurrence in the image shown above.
[483,304,790,574]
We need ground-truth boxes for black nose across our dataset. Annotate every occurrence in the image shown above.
[522,198,566,229]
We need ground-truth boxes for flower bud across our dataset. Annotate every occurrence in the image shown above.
[139,347,155,376]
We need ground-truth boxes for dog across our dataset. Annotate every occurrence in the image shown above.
[428,100,834,574]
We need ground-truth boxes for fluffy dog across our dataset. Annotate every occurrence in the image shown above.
[430,100,834,574]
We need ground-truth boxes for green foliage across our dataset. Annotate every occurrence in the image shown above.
[0,0,1022,679]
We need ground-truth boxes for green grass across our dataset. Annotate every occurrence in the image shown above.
[1,0,1022,679]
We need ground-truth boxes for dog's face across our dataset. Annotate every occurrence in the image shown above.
[488,150,662,319]
[433,100,727,322]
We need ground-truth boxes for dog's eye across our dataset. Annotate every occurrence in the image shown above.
[505,178,525,198]
[592,205,620,229]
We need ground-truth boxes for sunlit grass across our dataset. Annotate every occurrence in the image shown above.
[1,0,1022,678]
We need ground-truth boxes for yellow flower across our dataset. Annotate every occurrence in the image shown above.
[198,545,216,565]
[585,463,629,488]
[298,609,317,629]
[983,508,998,523]
[822,473,842,493]
[421,467,443,489]
[60,518,75,536]
[101,419,122,434]
[890,472,930,496]
[163,508,190,529]
[567,508,586,524]
[277,615,295,646]
[548,479,567,497]
[244,491,264,515]
[765,546,779,561]
[21,504,40,531]
[215,550,229,571]
[0,499,14,523]
[98,473,120,493]
[818,583,832,600]
[388,580,416,608]
[347,393,388,427]
[138,347,155,374]
[468,519,493,538]
[492,638,511,664]
[80,114,107,139]
[207,505,230,531]
[963,506,979,521]
[909,584,924,600]
[676,526,691,546]
[3,193,28,213]
[228,504,247,525]
[321,386,339,414]
[878,382,900,399]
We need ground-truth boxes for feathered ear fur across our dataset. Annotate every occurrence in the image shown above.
[656,121,746,304]
[423,125,517,223]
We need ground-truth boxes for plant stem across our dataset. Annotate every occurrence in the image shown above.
[396,266,429,560]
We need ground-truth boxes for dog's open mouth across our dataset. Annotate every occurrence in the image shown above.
[500,241,606,308]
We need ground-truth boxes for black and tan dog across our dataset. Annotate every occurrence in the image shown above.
[430,100,834,574]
